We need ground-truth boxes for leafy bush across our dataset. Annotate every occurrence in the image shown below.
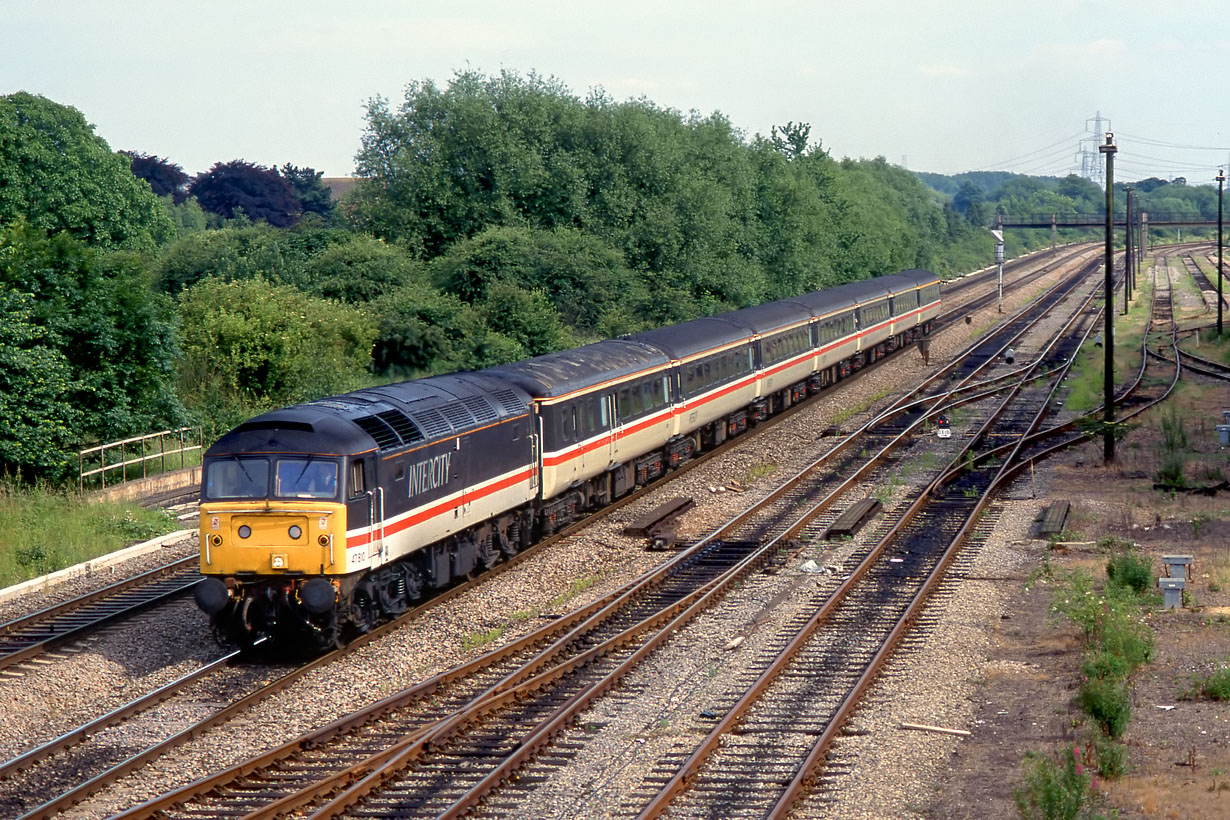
[1081,650,1128,682]
[1106,552,1152,594]
[1091,735,1128,779]
[176,277,377,436]
[1098,611,1153,674]
[1080,677,1132,739]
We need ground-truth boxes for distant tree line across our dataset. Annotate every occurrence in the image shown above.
[2,76,1152,482]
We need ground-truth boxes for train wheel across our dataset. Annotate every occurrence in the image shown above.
[349,583,379,633]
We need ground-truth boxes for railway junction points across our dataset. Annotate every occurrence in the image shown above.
[0,244,1227,820]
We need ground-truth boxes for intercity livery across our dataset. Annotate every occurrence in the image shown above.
[194,269,941,650]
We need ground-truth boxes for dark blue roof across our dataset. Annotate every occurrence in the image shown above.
[713,300,813,335]
[485,339,669,398]
[626,317,750,360]
[207,372,532,457]
[880,268,940,294]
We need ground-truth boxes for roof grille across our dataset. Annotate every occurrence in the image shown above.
[439,402,476,431]
[353,415,401,450]
[462,395,499,424]
[492,389,524,416]
[376,409,423,445]
[410,409,452,440]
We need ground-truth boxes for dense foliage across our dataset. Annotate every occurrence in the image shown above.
[6,76,1208,483]
[189,160,302,227]
[176,277,376,435]
[0,92,171,250]
[0,221,183,478]
[349,71,960,325]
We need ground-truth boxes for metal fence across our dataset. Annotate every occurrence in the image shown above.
[78,426,203,492]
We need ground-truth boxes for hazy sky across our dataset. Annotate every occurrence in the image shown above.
[6,1,1230,184]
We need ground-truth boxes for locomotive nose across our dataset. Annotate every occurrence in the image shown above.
[194,577,231,615]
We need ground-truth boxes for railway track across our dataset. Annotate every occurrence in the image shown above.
[1179,251,1226,312]
[0,244,1099,819]
[101,257,1109,820]
[0,556,200,674]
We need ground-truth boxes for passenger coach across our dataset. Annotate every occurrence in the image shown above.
[194,269,941,649]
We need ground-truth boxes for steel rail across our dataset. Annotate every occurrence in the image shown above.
[637,246,1106,820]
[765,257,1177,818]
[302,257,1105,820]
[0,557,200,672]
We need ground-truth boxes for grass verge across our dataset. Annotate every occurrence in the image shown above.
[0,480,178,589]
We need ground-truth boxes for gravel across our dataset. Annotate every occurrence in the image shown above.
[0,253,1086,819]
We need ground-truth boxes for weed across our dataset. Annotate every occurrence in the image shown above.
[462,626,506,651]
[1080,677,1132,738]
[1099,613,1153,674]
[1091,735,1128,780]
[1154,405,1190,487]
[549,573,601,608]
[742,462,777,484]
[1081,650,1128,682]
[1106,552,1152,595]
[1013,744,1097,820]
[1200,665,1230,700]
[1095,536,1131,553]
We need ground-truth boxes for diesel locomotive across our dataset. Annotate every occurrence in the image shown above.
[194,269,941,649]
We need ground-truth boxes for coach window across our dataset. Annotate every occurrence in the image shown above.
[350,460,366,497]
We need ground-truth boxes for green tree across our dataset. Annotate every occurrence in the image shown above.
[177,278,377,433]
[155,223,352,294]
[770,121,811,160]
[0,221,184,456]
[280,163,336,221]
[0,92,171,250]
[370,283,522,376]
[431,225,647,337]
[0,287,78,477]
[299,235,424,303]
[479,280,572,356]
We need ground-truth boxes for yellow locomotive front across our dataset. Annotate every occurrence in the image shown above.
[195,454,349,647]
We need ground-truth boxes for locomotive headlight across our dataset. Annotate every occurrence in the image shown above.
[288,525,303,540]
[238,525,252,539]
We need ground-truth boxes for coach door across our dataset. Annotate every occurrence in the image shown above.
[370,487,386,560]
[604,393,620,465]
[346,457,375,568]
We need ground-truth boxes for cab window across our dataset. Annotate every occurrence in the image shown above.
[275,459,338,499]
[204,457,269,500]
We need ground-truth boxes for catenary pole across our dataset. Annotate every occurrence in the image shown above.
[1098,133,1117,464]
[1218,169,1225,336]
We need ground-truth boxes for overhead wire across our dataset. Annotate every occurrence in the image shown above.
[970,130,1087,172]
